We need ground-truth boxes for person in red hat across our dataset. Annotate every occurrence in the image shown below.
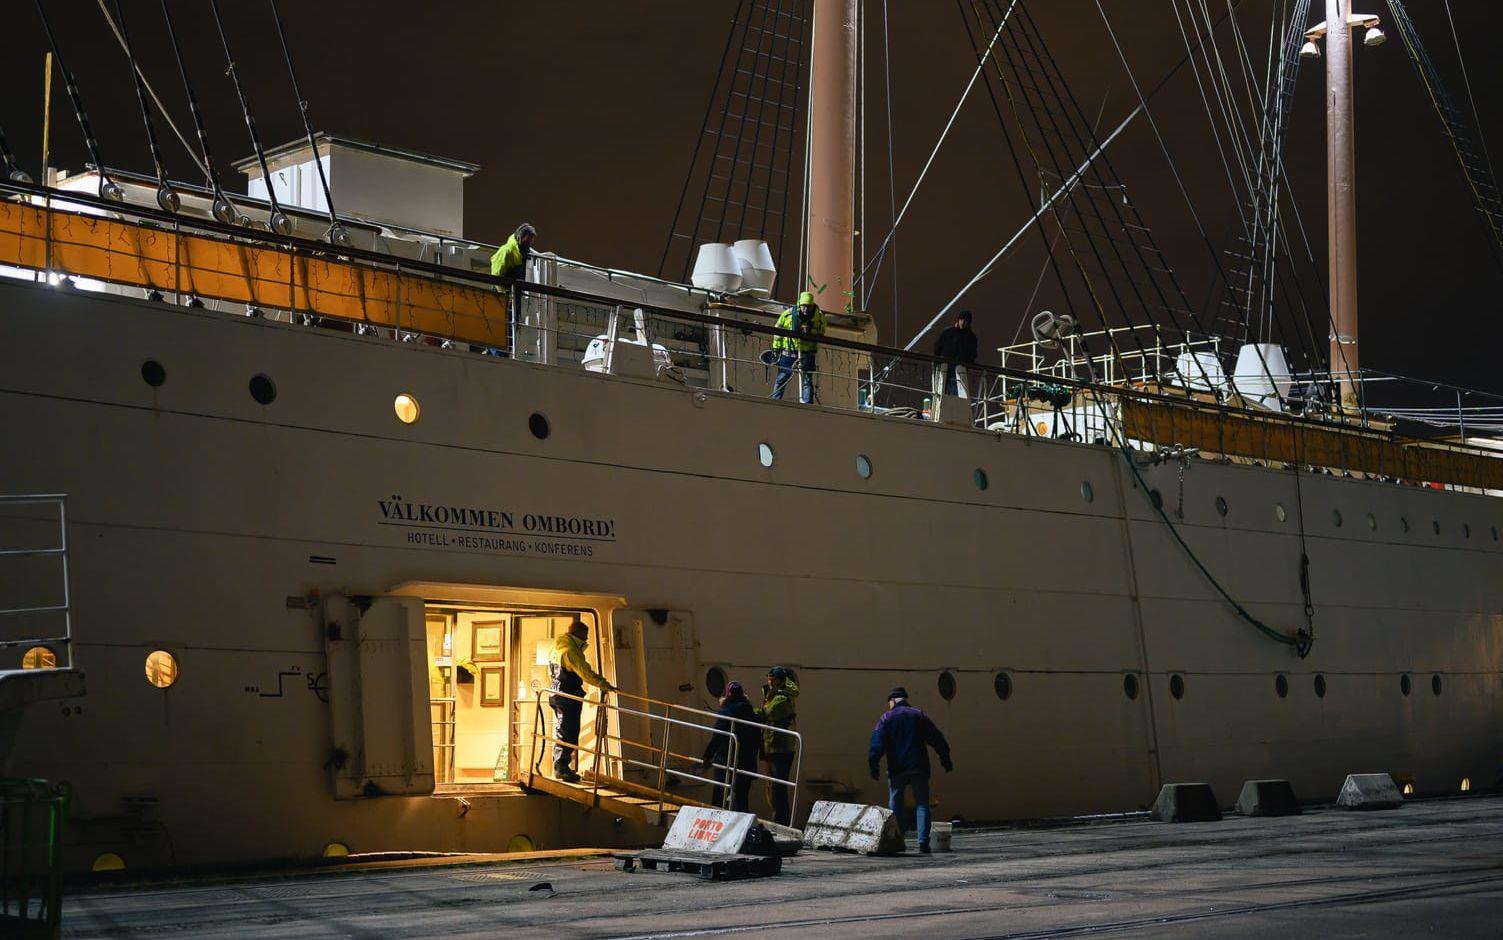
[700,681,761,812]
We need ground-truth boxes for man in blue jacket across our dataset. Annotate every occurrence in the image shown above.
[868,686,953,853]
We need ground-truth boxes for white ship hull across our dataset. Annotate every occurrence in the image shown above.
[4,279,1501,874]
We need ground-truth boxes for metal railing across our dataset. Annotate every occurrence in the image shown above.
[0,496,72,671]
[0,777,68,938]
[529,687,801,822]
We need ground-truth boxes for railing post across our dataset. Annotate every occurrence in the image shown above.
[657,720,672,798]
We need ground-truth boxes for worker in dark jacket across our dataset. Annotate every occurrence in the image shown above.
[700,681,761,812]
[932,309,979,396]
[869,686,952,853]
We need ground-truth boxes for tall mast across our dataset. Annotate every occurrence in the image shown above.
[806,0,858,310]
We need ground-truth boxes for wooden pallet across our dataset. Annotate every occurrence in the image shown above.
[612,849,782,880]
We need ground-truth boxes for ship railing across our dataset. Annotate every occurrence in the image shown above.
[529,687,801,821]
[4,178,1503,492]
[0,495,72,672]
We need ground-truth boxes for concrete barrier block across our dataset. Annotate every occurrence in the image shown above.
[1150,783,1223,822]
[662,807,758,854]
[800,800,906,855]
[1234,779,1302,817]
[1337,773,1403,810]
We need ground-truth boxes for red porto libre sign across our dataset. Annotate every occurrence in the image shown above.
[376,495,617,557]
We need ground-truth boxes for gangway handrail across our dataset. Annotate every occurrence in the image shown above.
[529,688,801,822]
[0,495,72,670]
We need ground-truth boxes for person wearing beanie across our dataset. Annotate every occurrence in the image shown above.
[933,309,979,397]
[756,666,800,824]
[868,686,953,853]
[700,680,761,812]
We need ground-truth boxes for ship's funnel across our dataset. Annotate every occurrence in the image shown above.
[732,240,776,297]
[1232,343,1292,410]
[690,243,743,293]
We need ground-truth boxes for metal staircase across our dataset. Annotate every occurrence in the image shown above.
[1,494,84,718]
[523,688,801,828]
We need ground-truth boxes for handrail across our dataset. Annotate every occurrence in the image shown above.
[0,495,72,670]
[530,688,801,822]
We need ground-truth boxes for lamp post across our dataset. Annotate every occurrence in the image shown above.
[1301,1,1385,412]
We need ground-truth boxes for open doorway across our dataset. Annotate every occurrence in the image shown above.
[425,604,606,788]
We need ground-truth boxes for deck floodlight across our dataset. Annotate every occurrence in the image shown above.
[1300,39,1322,58]
[1363,26,1386,47]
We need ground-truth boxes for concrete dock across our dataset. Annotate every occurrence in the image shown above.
[65,794,1503,938]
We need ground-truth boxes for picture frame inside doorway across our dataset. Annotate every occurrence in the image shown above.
[480,666,505,706]
[472,620,507,662]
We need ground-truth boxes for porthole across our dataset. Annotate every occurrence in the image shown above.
[1169,673,1185,700]
[144,649,178,689]
[91,852,126,873]
[393,393,420,424]
[1460,777,1472,793]
[20,646,56,669]
[248,373,277,405]
[855,454,873,479]
[1214,496,1228,517]
[1401,516,1410,533]
[1123,673,1139,700]
[1080,481,1094,503]
[1432,520,1441,535]
[528,412,550,440]
[507,834,535,853]
[1432,673,1442,696]
[140,359,166,387]
[1275,504,1288,523]
[705,666,727,699]
[322,842,350,858]
[993,672,1012,701]
[1149,489,1163,510]
[973,468,989,491]
[1331,509,1343,528]
[1313,673,1327,698]
[1400,673,1412,696]
[757,442,775,468]
[1275,674,1288,698]
[938,670,957,701]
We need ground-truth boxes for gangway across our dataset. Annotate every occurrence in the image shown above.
[1,495,84,724]
[524,688,801,829]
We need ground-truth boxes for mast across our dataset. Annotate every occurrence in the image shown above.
[806,0,858,311]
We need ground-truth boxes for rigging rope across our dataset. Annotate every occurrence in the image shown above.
[209,0,291,235]
[107,0,178,213]
[267,0,344,244]
[33,0,122,202]
[159,0,238,226]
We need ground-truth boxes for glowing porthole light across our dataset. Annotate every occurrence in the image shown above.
[1402,782,1415,796]
[394,393,420,424]
[507,834,535,853]
[144,649,178,689]
[1460,778,1472,793]
[1034,420,1050,436]
[323,842,350,858]
[92,852,125,872]
[20,646,56,669]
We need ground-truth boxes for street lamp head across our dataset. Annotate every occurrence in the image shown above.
[1300,39,1322,59]
[1363,26,1386,47]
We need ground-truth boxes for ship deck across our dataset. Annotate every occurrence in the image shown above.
[64,793,1503,938]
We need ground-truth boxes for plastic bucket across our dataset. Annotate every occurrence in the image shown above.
[931,820,953,852]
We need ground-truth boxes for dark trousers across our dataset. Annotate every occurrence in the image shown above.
[942,364,960,396]
[713,767,755,814]
[771,351,816,403]
[888,772,932,848]
[550,695,582,775]
[766,751,795,825]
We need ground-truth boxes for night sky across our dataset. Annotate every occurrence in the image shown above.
[4,1,1500,401]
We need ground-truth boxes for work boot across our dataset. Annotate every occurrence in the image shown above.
[556,769,581,784]
[919,843,932,854]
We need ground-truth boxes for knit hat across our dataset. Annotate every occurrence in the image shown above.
[887,686,908,701]
[725,681,744,698]
[957,309,973,324]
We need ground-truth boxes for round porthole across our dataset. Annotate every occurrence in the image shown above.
[1432,673,1442,696]
[507,834,535,853]
[938,670,957,701]
[855,454,873,479]
[757,442,775,468]
[91,852,126,873]
[1123,673,1139,700]
[322,842,350,858]
[973,468,989,491]
[1169,673,1185,700]
[1080,481,1094,503]
[20,646,56,669]
[248,373,277,405]
[393,393,420,424]
[705,666,727,699]
[1401,516,1410,533]
[1400,673,1412,696]
[1331,509,1343,528]
[1149,489,1163,510]
[528,412,550,440]
[1275,674,1288,698]
[1314,673,1327,698]
[1366,513,1377,531]
[993,672,1012,701]
[140,359,166,387]
[144,649,178,689]
[1275,504,1288,523]
[1215,496,1228,517]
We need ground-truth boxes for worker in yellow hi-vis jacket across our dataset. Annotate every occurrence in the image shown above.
[547,619,613,783]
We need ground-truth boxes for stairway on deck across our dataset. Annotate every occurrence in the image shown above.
[523,770,715,827]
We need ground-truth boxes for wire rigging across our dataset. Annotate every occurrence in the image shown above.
[266,0,344,244]
[108,0,179,213]
[159,0,238,226]
[208,0,291,235]
[32,0,123,202]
